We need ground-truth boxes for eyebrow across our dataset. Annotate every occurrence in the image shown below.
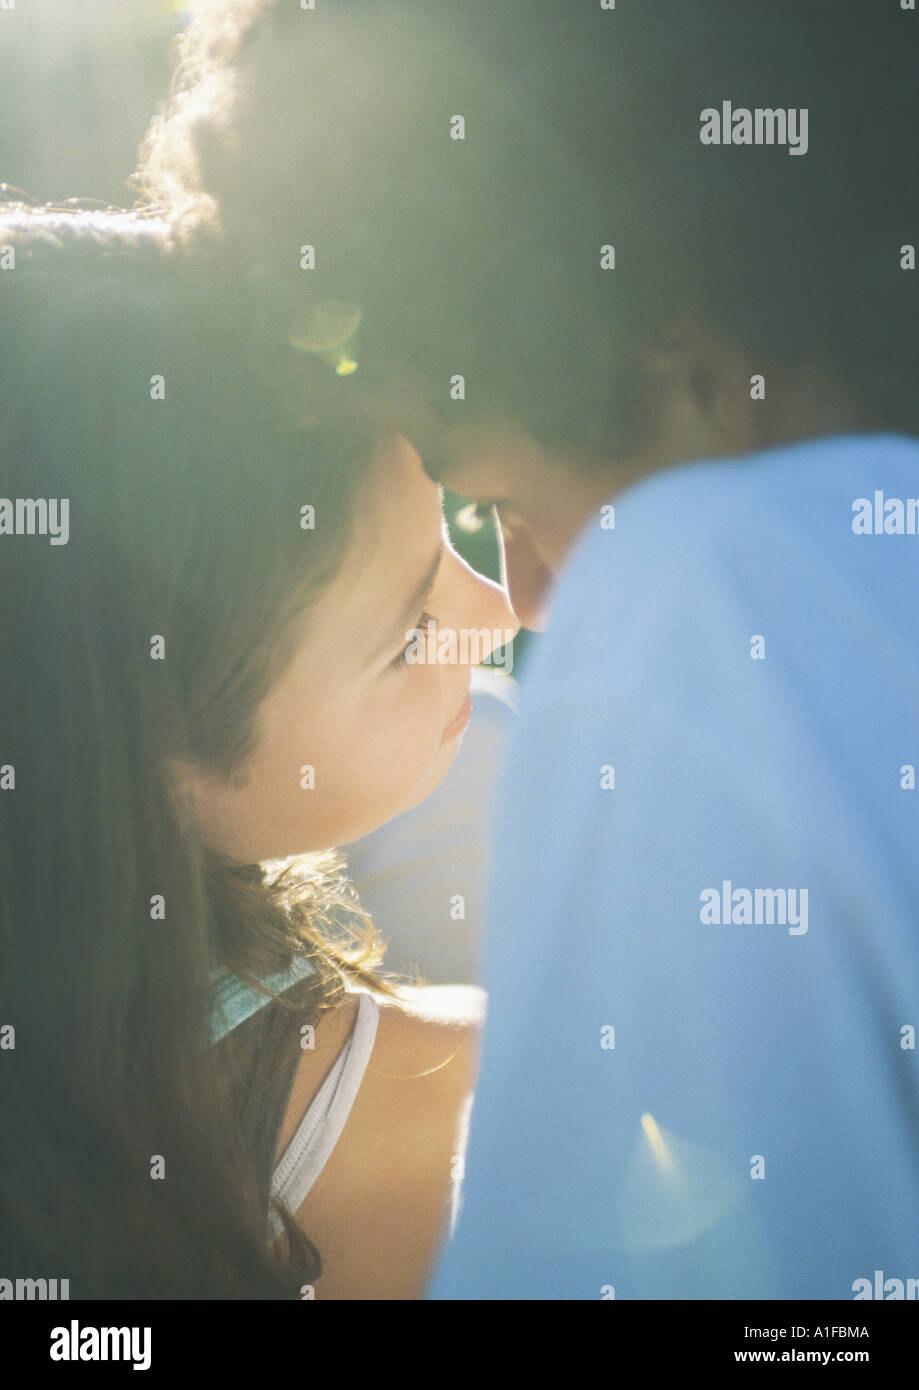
[373,545,444,662]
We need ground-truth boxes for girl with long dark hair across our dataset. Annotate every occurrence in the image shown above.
[0,203,514,1299]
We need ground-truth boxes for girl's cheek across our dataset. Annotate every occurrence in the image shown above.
[384,667,446,755]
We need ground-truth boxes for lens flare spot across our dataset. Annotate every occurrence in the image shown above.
[615,1115,747,1252]
[640,1112,673,1173]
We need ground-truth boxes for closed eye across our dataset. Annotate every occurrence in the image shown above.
[389,610,438,671]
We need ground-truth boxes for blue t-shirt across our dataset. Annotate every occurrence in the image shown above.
[430,432,919,1300]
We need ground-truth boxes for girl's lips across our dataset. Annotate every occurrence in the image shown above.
[442,689,472,740]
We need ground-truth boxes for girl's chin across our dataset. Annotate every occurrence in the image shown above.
[261,739,469,860]
[385,734,466,826]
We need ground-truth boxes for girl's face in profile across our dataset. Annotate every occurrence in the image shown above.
[185,431,517,862]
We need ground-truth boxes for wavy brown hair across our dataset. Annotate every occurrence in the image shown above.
[0,202,399,1298]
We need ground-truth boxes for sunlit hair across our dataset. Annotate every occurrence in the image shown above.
[136,0,919,463]
[0,202,401,1298]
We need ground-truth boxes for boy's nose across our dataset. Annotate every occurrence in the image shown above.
[444,551,520,664]
[501,522,553,632]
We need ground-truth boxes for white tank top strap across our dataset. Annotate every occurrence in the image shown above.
[267,990,380,1243]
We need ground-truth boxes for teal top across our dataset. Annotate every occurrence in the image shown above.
[208,952,317,1047]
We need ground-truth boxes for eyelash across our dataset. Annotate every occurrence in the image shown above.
[390,610,437,671]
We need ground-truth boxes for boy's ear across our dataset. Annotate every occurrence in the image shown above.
[641,310,761,460]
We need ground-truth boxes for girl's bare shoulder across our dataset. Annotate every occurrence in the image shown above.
[278,983,486,1299]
